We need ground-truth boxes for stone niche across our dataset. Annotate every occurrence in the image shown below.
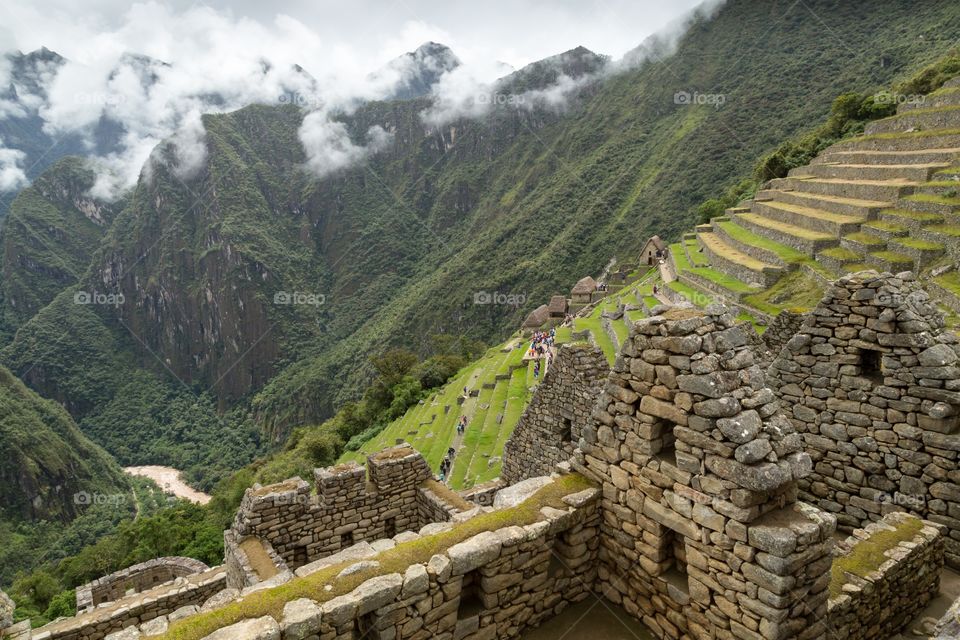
[574,305,836,640]
[767,270,960,566]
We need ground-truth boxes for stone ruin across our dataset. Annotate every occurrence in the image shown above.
[75,558,210,612]
[501,342,608,484]
[768,271,960,566]
[4,271,957,640]
[574,306,836,640]
[225,446,466,585]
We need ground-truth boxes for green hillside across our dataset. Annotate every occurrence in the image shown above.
[1,0,959,493]
[0,363,128,523]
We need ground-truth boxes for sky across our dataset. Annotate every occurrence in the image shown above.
[0,0,705,72]
[0,0,710,196]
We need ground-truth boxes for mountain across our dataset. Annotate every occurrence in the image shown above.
[371,42,461,100]
[0,157,122,341]
[0,363,128,523]
[4,0,960,460]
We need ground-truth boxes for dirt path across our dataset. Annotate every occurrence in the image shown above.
[124,466,211,505]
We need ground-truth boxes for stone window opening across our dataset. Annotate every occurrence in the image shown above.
[383,517,396,539]
[458,570,485,620]
[353,613,377,640]
[660,528,689,596]
[340,531,354,549]
[293,545,308,569]
[859,348,884,383]
[547,550,568,579]
[653,420,679,467]
[561,418,573,444]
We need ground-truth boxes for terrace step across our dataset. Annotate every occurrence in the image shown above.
[899,193,960,216]
[732,213,837,254]
[840,232,887,255]
[711,219,798,269]
[775,176,914,202]
[749,200,866,236]
[754,189,886,219]
[697,232,783,288]
[827,131,960,154]
[859,220,910,240]
[864,105,960,135]
[877,208,945,229]
[898,87,960,112]
[812,147,960,165]
[920,224,960,244]
[887,238,946,268]
[866,250,915,272]
[815,246,864,273]
[789,162,949,182]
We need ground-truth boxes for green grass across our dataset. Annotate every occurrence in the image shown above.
[684,238,710,266]
[934,271,960,297]
[862,220,907,233]
[869,250,913,264]
[161,474,596,640]
[819,246,861,261]
[926,224,960,237]
[688,267,758,294]
[895,237,943,251]
[573,316,616,366]
[667,281,714,307]
[830,517,924,598]
[610,317,630,346]
[844,232,886,246]
[670,242,693,271]
[716,221,805,264]
[879,208,943,223]
[743,270,824,316]
[903,193,960,206]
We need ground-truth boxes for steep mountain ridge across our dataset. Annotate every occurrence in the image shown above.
[0,363,128,523]
[4,0,960,459]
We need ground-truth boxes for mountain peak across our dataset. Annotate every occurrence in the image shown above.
[372,41,461,101]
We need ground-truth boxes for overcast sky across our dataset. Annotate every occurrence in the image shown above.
[1,0,705,72]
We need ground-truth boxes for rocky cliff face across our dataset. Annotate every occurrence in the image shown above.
[0,364,128,522]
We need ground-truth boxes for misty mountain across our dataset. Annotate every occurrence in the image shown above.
[371,42,461,100]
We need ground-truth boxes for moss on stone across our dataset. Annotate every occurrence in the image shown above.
[162,473,595,640]
[829,517,924,599]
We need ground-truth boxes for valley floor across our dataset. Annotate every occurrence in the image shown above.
[123,466,211,505]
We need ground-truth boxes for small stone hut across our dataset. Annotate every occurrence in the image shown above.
[570,276,597,304]
[521,304,550,330]
[767,270,960,566]
[640,235,668,266]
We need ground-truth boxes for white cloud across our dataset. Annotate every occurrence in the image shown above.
[0,144,28,191]
[299,112,392,178]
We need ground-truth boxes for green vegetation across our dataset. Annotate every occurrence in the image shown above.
[829,517,924,598]
[819,247,861,261]
[896,237,943,250]
[743,271,824,316]
[161,474,595,640]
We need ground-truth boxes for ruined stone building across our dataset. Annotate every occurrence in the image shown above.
[2,271,957,640]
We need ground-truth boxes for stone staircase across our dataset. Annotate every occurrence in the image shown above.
[690,76,960,311]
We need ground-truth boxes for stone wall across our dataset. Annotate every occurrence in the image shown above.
[1,589,13,631]
[223,530,290,590]
[573,306,837,640]
[826,512,944,640]
[163,481,602,640]
[501,343,608,484]
[761,310,808,364]
[74,557,209,611]
[230,446,464,574]
[767,271,960,567]
[31,568,227,640]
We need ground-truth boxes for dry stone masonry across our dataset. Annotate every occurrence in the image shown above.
[768,271,960,567]
[228,446,464,580]
[75,558,210,612]
[574,306,836,640]
[827,512,943,640]
[502,343,609,484]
